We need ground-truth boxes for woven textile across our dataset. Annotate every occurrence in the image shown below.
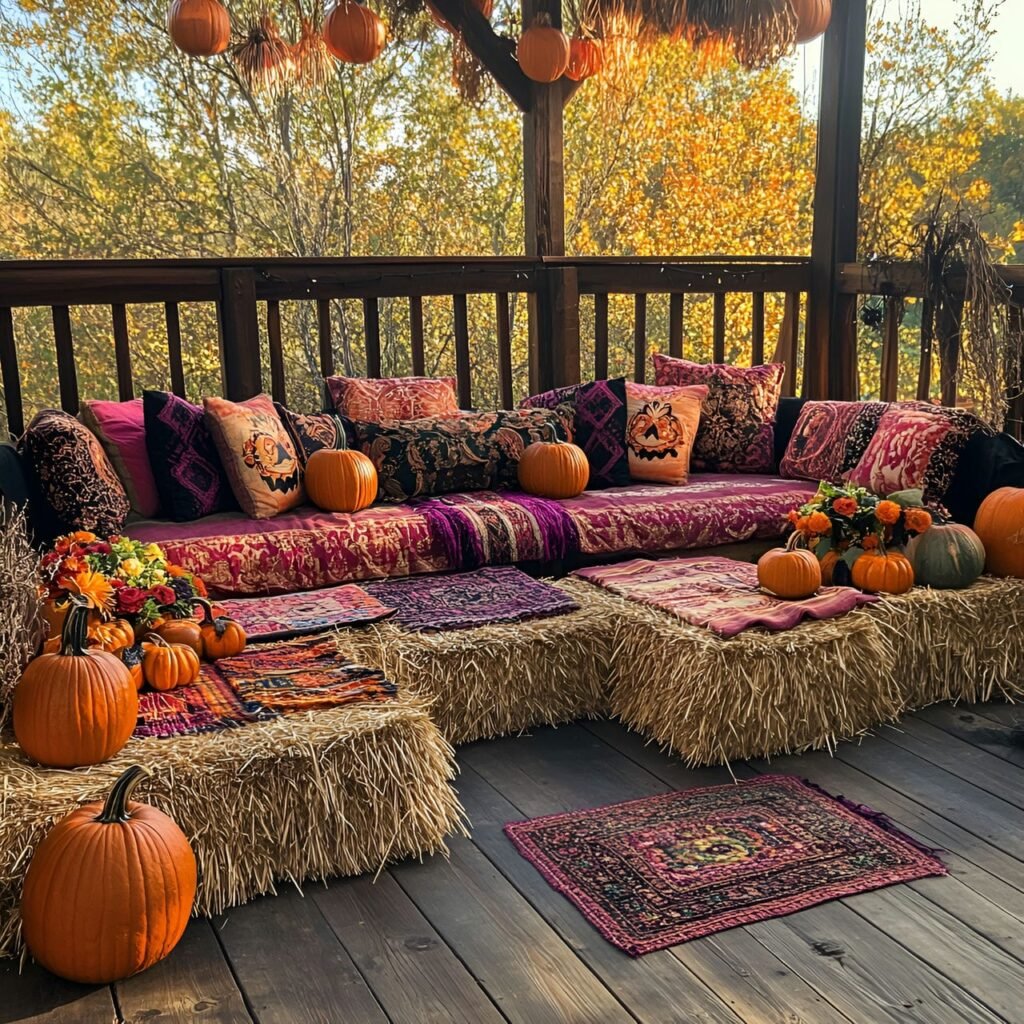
[365,566,580,632]
[218,584,397,641]
[134,668,272,739]
[214,639,398,712]
[505,774,946,956]
[574,555,877,637]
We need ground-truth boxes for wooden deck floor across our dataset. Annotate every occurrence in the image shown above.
[4,701,1024,1024]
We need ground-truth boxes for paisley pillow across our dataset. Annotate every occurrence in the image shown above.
[205,395,305,519]
[17,409,130,535]
[327,375,459,421]
[625,382,707,485]
[652,355,785,474]
[274,403,347,466]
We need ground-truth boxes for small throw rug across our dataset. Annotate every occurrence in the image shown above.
[505,775,946,956]
[217,584,396,642]
[364,565,580,632]
[573,555,877,637]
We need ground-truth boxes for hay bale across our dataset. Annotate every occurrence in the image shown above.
[0,508,41,730]
[557,578,903,766]
[334,587,613,745]
[0,693,463,960]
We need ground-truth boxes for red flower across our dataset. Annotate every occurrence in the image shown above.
[150,585,177,607]
[115,586,147,615]
[109,577,125,588]
[86,542,112,555]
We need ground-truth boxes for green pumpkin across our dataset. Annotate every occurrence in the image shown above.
[906,523,985,589]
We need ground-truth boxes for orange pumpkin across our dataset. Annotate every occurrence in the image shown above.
[323,1,387,63]
[166,0,231,56]
[851,549,915,595]
[305,448,378,512]
[13,601,137,768]
[40,599,68,644]
[20,765,197,984]
[121,644,145,691]
[142,634,201,691]
[425,0,493,33]
[757,533,822,599]
[565,34,602,82]
[517,15,570,83]
[818,547,842,586]
[792,0,831,43]
[154,616,204,656]
[91,617,135,654]
[517,441,590,499]
[196,599,247,660]
[974,486,1024,577]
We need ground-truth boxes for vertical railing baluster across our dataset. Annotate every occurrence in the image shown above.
[880,296,900,402]
[594,293,609,380]
[409,296,425,376]
[111,303,133,401]
[0,307,24,437]
[496,292,513,409]
[363,297,381,378]
[713,292,726,363]
[453,294,472,408]
[751,292,765,366]
[669,293,684,359]
[266,300,286,406]
[916,297,935,402]
[52,305,79,413]
[317,299,334,382]
[164,302,186,397]
[633,293,647,383]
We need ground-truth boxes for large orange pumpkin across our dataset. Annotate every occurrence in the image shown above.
[142,634,202,691]
[166,0,231,56]
[757,533,821,599]
[792,0,831,43]
[517,16,570,83]
[851,549,915,595]
[305,448,378,512]
[517,440,589,499]
[323,1,387,63]
[974,486,1024,577]
[196,599,247,660]
[13,601,137,768]
[565,34,603,82]
[20,765,197,984]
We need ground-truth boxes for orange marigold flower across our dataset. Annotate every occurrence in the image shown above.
[65,570,113,612]
[69,530,97,545]
[786,509,801,525]
[807,511,832,534]
[833,496,858,517]
[167,564,188,577]
[875,500,901,525]
[862,534,880,550]
[796,516,810,533]
[904,508,933,533]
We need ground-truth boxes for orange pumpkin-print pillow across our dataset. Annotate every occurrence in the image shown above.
[326,375,459,421]
[625,382,707,485]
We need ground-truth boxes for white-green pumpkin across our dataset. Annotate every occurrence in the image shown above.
[906,523,985,589]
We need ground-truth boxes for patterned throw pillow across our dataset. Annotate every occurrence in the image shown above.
[624,382,707,485]
[274,403,347,466]
[346,407,571,502]
[779,400,888,484]
[326,375,459,420]
[17,409,130,534]
[652,355,785,474]
[80,398,161,518]
[520,378,630,489]
[144,390,236,522]
[205,395,305,519]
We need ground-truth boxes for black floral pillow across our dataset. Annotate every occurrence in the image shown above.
[274,403,347,466]
[346,407,572,502]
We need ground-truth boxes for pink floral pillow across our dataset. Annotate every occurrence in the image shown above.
[327,375,459,421]
[625,382,707,485]
[652,355,785,474]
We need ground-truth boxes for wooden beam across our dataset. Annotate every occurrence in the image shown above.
[804,0,867,399]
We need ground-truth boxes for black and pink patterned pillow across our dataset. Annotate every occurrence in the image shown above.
[779,401,888,484]
[144,391,236,522]
[520,378,630,488]
[273,403,347,466]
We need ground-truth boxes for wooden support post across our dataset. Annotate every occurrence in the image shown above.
[218,268,262,401]
[804,0,867,399]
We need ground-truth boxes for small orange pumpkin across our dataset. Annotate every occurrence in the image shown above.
[565,34,602,81]
[851,549,915,595]
[517,441,590,499]
[166,0,231,56]
[142,634,201,692]
[154,616,204,656]
[305,448,378,513]
[323,1,387,64]
[974,486,1024,578]
[818,547,843,586]
[792,0,832,43]
[14,600,137,768]
[90,617,135,654]
[20,765,197,984]
[517,15,570,83]
[196,599,247,660]
[121,644,145,691]
[757,532,822,599]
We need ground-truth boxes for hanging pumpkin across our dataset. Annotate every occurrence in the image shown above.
[851,549,914,595]
[305,448,378,512]
[90,617,135,654]
[565,34,603,82]
[121,644,145,691]
[517,15,570,83]
[20,765,197,984]
[517,441,590,499]
[974,487,1024,578]
[154,615,204,656]
[195,599,247,660]
[792,0,832,44]
[906,521,985,590]
[323,1,387,64]
[425,0,494,34]
[757,532,821,599]
[166,0,231,57]
[142,634,202,692]
[13,600,137,768]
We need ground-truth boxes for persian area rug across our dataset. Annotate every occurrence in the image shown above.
[505,775,946,956]
[211,638,397,713]
[573,555,877,637]
[216,584,396,642]
[364,565,580,632]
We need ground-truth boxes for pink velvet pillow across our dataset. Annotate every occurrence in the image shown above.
[625,382,707,484]
[652,355,785,474]
[80,398,161,518]
[327,375,459,421]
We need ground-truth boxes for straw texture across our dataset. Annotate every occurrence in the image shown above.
[0,509,41,731]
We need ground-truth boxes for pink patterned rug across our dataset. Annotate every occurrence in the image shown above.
[505,775,946,956]
[573,555,877,637]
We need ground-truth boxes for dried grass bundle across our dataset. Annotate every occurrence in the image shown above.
[452,39,487,102]
[233,13,296,97]
[0,508,41,732]
[292,16,333,89]
[729,0,796,69]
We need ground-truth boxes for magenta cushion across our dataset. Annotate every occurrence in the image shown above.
[80,399,161,518]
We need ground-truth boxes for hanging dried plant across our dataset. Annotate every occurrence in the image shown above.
[729,0,796,70]
[452,38,487,101]
[293,15,333,89]
[684,0,731,47]
[233,12,296,97]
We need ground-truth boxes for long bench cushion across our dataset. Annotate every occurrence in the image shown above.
[130,475,819,595]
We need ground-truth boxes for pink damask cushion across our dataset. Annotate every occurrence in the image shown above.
[80,398,161,518]
[625,382,707,485]
[779,400,888,484]
[652,355,785,474]
[327,375,459,421]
